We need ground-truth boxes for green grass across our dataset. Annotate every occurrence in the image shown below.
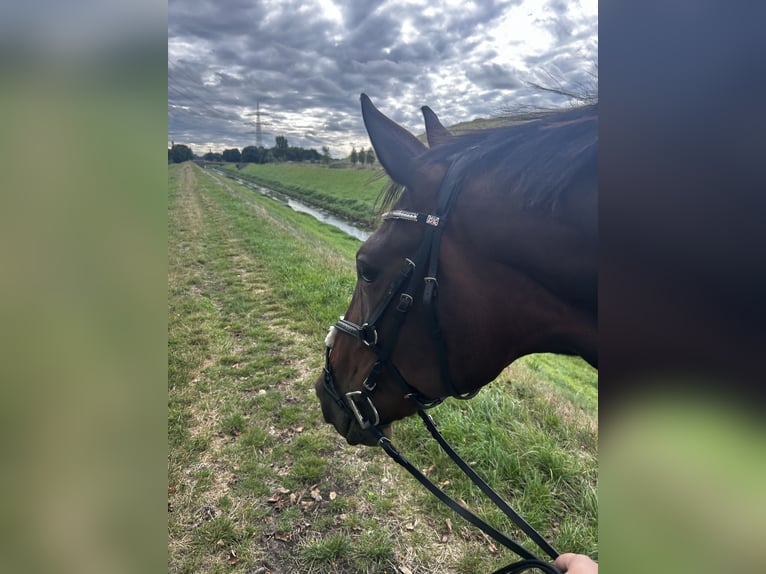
[216,162,388,228]
[299,532,353,564]
[168,162,597,573]
[518,354,598,412]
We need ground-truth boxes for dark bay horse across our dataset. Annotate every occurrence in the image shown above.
[316,94,597,446]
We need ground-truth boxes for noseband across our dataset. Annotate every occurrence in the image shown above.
[323,157,475,430]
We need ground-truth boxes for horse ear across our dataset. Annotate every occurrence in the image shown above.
[360,94,427,188]
[421,106,453,147]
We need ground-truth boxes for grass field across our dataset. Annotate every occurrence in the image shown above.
[216,163,388,229]
[168,162,597,573]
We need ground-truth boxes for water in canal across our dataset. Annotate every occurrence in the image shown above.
[212,168,371,242]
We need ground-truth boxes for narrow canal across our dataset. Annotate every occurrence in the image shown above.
[211,168,372,242]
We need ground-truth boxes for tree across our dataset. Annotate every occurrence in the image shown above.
[350,147,358,166]
[366,147,376,166]
[358,147,366,166]
[222,148,241,162]
[272,136,289,161]
[169,144,193,163]
[321,146,331,165]
[300,148,321,162]
[241,145,262,163]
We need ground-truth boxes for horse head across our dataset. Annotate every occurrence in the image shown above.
[315,94,597,446]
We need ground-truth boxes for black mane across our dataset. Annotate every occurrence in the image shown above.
[377,104,598,219]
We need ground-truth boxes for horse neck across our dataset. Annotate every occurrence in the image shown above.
[448,194,598,368]
[456,190,596,310]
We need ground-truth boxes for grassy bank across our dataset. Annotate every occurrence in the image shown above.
[216,163,387,229]
[168,163,597,573]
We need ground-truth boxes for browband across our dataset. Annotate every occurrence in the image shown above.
[382,210,441,227]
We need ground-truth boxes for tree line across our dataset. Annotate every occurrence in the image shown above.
[349,146,376,167]
[168,137,376,167]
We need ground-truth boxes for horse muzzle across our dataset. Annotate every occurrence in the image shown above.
[314,374,391,446]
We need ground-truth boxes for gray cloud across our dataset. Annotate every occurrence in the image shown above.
[466,63,525,90]
[168,0,597,156]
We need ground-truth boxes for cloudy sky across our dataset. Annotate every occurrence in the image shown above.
[168,0,597,157]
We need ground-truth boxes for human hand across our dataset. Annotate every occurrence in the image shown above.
[554,553,598,573]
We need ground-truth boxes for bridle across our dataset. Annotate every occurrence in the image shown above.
[322,158,564,574]
[322,206,465,427]
[323,157,474,428]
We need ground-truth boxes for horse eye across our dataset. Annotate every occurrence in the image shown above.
[360,268,377,283]
[356,261,378,283]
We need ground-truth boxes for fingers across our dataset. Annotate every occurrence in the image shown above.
[554,553,577,571]
[554,553,598,573]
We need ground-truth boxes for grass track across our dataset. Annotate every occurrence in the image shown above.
[168,162,597,573]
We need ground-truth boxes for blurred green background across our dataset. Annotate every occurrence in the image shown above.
[0,4,167,573]
[601,390,764,574]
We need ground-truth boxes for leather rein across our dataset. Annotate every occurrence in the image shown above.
[322,158,562,574]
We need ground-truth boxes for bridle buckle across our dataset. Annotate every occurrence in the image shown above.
[345,391,380,429]
[360,323,378,347]
[397,293,413,312]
